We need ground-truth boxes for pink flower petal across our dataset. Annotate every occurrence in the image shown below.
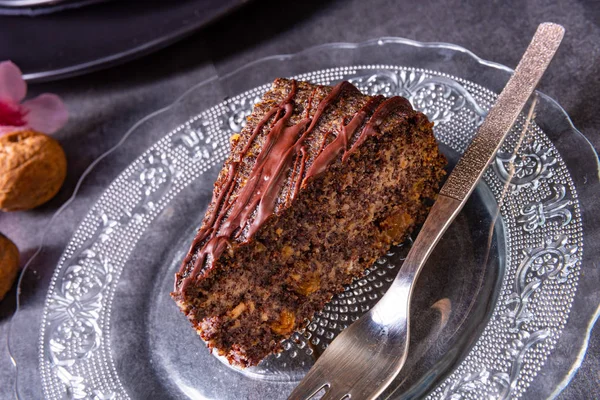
[0,126,26,137]
[0,61,26,103]
[21,93,68,134]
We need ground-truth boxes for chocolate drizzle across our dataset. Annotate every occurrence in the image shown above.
[176,80,412,295]
[344,96,412,161]
[304,95,384,180]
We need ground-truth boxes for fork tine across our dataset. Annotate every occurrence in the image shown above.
[320,386,350,400]
[287,377,329,400]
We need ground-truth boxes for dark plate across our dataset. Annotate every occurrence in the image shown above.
[0,0,109,16]
[0,0,248,82]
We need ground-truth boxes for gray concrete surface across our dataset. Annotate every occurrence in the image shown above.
[1,0,598,398]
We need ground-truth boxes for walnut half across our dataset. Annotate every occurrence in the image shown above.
[0,233,19,301]
[0,130,67,211]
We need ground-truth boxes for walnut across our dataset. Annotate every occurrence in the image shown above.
[289,271,320,296]
[0,233,19,301]
[270,309,295,335]
[0,130,67,211]
[295,274,320,296]
[380,211,414,244]
[280,245,294,260]
[228,302,247,319]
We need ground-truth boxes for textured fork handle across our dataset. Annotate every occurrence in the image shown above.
[373,24,566,331]
[441,22,564,202]
[387,23,564,299]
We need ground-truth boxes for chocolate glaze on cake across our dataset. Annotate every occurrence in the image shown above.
[172,78,446,367]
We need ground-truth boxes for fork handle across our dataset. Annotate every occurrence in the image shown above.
[383,22,565,312]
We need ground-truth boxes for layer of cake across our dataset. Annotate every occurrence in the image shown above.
[172,78,446,367]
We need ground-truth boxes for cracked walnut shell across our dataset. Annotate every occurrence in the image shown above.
[0,130,67,211]
[0,233,19,301]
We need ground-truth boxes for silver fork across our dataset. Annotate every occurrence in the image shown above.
[288,22,564,400]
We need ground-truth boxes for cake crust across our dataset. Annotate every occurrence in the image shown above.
[172,78,446,367]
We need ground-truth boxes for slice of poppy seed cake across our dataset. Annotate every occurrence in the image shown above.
[172,78,446,367]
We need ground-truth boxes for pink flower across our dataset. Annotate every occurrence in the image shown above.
[0,61,68,136]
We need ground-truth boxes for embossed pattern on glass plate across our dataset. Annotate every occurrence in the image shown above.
[37,66,583,400]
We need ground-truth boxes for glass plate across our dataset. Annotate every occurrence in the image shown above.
[8,38,600,400]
